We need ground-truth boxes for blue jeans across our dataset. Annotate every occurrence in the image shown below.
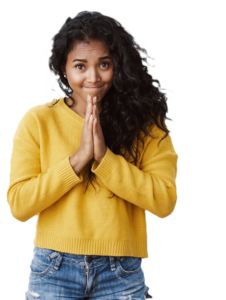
[25,246,152,299]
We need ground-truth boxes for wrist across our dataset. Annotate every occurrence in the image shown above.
[96,147,107,164]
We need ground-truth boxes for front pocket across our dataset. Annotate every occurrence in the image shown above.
[114,257,144,285]
[117,257,142,274]
[29,247,59,284]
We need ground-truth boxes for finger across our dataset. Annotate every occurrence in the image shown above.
[86,95,90,114]
[88,95,93,115]
[94,96,99,120]
[92,102,97,126]
[93,101,97,122]
[93,95,96,104]
[92,115,94,136]
[89,113,93,124]
[85,94,90,122]
[93,115,97,135]
[86,95,93,129]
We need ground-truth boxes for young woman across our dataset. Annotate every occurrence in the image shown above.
[7,11,178,300]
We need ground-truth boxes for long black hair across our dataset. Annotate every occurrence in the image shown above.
[48,11,172,197]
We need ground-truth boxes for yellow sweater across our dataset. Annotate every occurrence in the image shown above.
[7,97,178,258]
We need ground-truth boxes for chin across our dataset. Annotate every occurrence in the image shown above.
[86,88,106,96]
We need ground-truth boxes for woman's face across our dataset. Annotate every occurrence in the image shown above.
[63,39,114,112]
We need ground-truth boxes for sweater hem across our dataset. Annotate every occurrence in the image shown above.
[34,231,148,258]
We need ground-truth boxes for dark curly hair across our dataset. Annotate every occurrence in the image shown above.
[48,10,172,198]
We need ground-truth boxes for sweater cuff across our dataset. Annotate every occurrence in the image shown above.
[56,156,83,189]
[91,147,118,178]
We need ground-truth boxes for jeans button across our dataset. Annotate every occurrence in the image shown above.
[87,257,93,263]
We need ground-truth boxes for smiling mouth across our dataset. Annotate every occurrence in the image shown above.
[83,85,104,89]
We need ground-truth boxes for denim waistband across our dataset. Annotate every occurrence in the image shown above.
[36,247,123,258]
[34,246,126,272]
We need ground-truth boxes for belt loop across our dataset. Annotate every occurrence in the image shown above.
[109,256,116,271]
[47,252,63,270]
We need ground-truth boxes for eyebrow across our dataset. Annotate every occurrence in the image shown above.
[72,56,112,63]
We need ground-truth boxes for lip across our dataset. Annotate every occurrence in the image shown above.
[83,85,104,89]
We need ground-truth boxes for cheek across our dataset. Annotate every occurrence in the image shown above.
[69,74,84,87]
[106,71,114,82]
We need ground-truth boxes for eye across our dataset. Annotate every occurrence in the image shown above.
[75,64,85,70]
[75,62,109,70]
[101,62,109,68]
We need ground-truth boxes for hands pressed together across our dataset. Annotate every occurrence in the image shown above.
[92,95,107,164]
[79,94,107,164]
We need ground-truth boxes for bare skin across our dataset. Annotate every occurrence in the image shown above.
[63,39,114,118]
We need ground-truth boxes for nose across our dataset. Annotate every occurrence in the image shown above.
[87,67,101,83]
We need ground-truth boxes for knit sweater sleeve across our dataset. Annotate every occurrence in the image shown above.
[7,108,83,222]
[91,124,178,218]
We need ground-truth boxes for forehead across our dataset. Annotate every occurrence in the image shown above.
[70,40,110,57]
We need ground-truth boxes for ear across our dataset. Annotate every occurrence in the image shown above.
[61,67,66,77]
